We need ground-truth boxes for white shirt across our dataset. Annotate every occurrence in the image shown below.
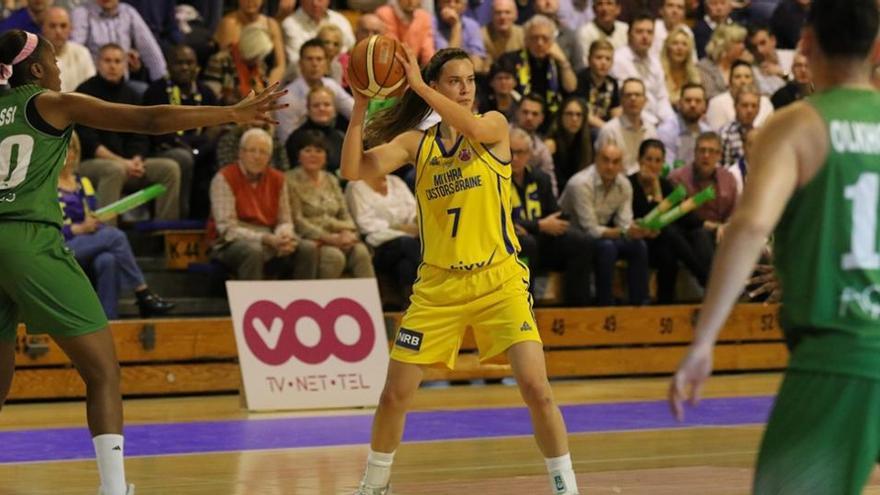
[281,8,356,67]
[276,77,354,143]
[656,112,712,167]
[557,0,593,32]
[650,19,695,60]
[57,41,95,93]
[345,176,417,248]
[596,114,658,175]
[576,20,628,67]
[610,45,676,127]
[705,91,775,131]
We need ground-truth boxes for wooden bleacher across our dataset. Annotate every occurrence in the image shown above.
[8,304,786,401]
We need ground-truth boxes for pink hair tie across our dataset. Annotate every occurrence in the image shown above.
[0,32,39,85]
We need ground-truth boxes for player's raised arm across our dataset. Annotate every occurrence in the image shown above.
[396,46,509,145]
[36,83,288,135]
[668,102,827,421]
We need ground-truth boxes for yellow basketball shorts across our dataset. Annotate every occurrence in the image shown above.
[392,255,542,369]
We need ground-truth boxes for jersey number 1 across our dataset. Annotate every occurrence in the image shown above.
[843,172,880,270]
[0,134,35,190]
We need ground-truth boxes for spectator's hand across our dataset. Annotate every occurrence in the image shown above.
[128,49,143,73]
[627,224,653,240]
[514,223,528,236]
[124,158,145,178]
[703,220,720,232]
[276,233,298,256]
[398,223,420,237]
[548,43,569,66]
[440,6,459,25]
[537,212,569,236]
[73,214,101,235]
[715,223,727,244]
[339,230,359,247]
[761,61,784,78]
[231,82,289,127]
[748,264,781,303]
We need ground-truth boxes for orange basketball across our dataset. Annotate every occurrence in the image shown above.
[347,35,408,99]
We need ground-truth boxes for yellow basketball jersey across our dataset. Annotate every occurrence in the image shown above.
[414,122,520,271]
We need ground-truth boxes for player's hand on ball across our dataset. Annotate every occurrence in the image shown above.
[232,81,289,126]
[395,45,425,93]
[669,344,713,422]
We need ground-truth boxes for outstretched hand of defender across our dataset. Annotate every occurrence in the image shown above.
[395,46,426,93]
[668,344,714,422]
[231,82,289,126]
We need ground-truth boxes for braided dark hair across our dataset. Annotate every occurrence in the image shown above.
[0,30,51,88]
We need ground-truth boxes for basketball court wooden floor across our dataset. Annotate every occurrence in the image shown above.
[2,373,880,495]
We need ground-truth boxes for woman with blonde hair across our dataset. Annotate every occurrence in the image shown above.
[661,27,701,106]
[696,23,747,99]
[317,23,346,84]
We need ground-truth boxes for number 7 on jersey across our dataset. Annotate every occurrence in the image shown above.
[447,207,462,238]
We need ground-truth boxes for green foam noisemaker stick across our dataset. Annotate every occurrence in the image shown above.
[94,184,167,220]
[650,186,716,230]
[640,184,687,228]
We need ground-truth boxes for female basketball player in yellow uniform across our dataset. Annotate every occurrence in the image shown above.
[341,47,580,495]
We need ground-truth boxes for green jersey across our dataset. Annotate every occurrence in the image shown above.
[0,84,72,227]
[774,87,880,378]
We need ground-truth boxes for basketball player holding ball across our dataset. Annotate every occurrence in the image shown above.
[342,40,580,495]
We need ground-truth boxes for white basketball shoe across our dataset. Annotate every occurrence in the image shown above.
[353,482,391,495]
[97,483,135,495]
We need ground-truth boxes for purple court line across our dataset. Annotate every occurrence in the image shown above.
[0,396,775,464]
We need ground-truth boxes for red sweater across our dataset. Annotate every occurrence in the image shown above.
[207,164,286,243]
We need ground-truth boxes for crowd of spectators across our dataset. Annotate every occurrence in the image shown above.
[0,0,817,311]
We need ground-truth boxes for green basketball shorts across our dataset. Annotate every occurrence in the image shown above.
[754,369,880,495]
[0,221,107,343]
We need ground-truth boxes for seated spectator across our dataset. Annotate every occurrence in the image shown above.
[629,139,710,303]
[143,45,219,219]
[534,0,584,72]
[76,43,181,222]
[434,0,488,73]
[514,94,558,195]
[0,0,48,34]
[214,0,286,85]
[498,14,577,117]
[42,6,94,93]
[345,175,420,304]
[509,128,593,306]
[559,142,650,306]
[576,0,629,63]
[339,13,386,90]
[705,61,773,130]
[668,131,738,244]
[696,23,747,100]
[544,96,592,191]
[217,123,290,172]
[657,82,711,168]
[478,60,522,121]
[208,128,319,281]
[575,39,621,132]
[693,0,734,59]
[71,0,167,82]
[651,0,694,59]
[557,0,594,32]
[316,24,345,85]
[661,26,701,107]
[611,12,675,126]
[746,23,793,96]
[596,77,657,175]
[122,0,182,52]
[481,0,525,69]
[770,0,808,50]
[287,131,375,279]
[771,52,812,109]
[277,38,353,144]
[286,86,345,176]
[282,0,354,70]
[202,23,273,106]
[376,0,435,66]
[719,84,759,169]
[58,133,174,319]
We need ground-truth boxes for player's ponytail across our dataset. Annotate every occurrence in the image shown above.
[365,48,471,145]
[0,30,49,88]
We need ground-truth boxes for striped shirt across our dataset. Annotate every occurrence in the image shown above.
[71,2,167,81]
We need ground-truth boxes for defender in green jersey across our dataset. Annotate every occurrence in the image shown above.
[0,30,286,495]
[668,1,880,494]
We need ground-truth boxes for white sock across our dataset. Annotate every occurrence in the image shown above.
[545,453,579,495]
[362,449,395,488]
[93,434,127,495]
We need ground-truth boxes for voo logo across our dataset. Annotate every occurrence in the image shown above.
[243,298,375,365]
